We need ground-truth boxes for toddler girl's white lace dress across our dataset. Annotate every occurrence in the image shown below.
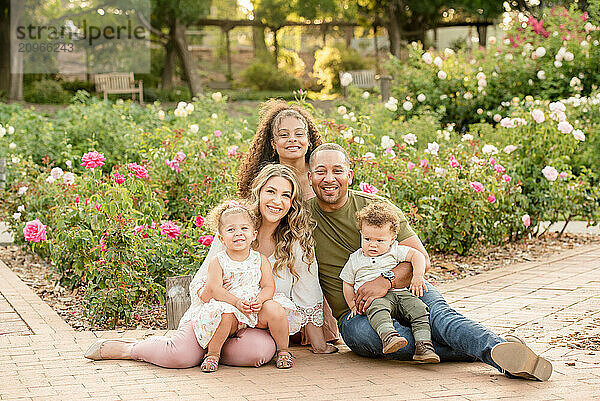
[186,249,262,348]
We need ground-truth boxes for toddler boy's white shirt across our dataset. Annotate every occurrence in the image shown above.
[339,242,411,291]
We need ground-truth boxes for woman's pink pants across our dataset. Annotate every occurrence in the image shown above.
[131,321,276,368]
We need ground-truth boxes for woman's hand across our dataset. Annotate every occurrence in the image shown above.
[409,275,428,297]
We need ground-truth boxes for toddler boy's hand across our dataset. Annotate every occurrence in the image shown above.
[409,276,428,297]
[347,305,360,320]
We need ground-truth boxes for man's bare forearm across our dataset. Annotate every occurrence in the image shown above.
[390,261,413,288]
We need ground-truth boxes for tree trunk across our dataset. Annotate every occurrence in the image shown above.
[477,24,487,47]
[252,26,269,60]
[0,1,10,97]
[224,28,232,81]
[172,18,202,96]
[8,0,23,101]
[385,20,402,57]
[345,26,353,47]
[373,24,380,74]
[272,28,279,68]
[161,38,175,90]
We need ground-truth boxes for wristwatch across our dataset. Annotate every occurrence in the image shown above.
[381,271,395,287]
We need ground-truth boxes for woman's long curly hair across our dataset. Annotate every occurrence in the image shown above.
[237,99,324,198]
[249,164,315,278]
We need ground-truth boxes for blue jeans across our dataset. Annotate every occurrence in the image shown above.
[339,282,505,372]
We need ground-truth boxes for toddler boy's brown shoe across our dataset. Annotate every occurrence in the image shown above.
[413,340,441,363]
[381,331,408,354]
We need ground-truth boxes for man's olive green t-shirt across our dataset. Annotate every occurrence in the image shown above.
[307,190,415,324]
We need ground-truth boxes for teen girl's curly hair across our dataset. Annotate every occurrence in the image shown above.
[237,99,324,198]
[249,164,315,278]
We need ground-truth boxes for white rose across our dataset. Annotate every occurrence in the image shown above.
[340,72,353,87]
[46,175,56,183]
[463,92,473,100]
[437,70,447,80]
[503,145,518,154]
[363,152,375,160]
[402,101,413,111]
[362,91,370,99]
[422,52,433,64]
[0,126,5,137]
[564,51,574,62]
[202,136,209,142]
[211,92,222,102]
[434,167,447,176]
[433,56,443,67]
[385,102,398,112]
[177,101,187,109]
[493,114,502,122]
[13,212,21,220]
[63,172,75,185]
[482,144,499,154]
[9,142,16,150]
[572,129,585,141]
[554,60,563,68]
[388,96,398,105]
[185,103,194,114]
[189,124,199,134]
[337,106,347,115]
[65,160,72,168]
[537,70,546,80]
[381,135,395,149]
[426,141,439,156]
[8,126,14,135]
[444,48,455,57]
[211,113,218,119]
[353,136,364,144]
[417,93,426,102]
[158,110,165,120]
[542,166,559,181]
[535,46,546,57]
[476,72,486,81]
[462,134,474,141]
[50,167,64,179]
[403,133,417,145]
[18,186,28,195]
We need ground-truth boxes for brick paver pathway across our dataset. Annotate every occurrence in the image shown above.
[1,245,599,400]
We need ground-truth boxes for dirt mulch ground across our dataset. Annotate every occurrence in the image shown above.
[1,232,599,332]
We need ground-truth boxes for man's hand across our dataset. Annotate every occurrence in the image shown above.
[354,276,391,313]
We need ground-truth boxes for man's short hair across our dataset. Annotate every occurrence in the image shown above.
[356,202,401,235]
[308,143,351,169]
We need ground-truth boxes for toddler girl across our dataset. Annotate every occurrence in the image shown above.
[198,200,291,372]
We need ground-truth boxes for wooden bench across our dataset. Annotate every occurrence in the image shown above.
[339,70,393,101]
[94,72,144,104]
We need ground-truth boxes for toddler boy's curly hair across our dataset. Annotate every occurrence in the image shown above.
[355,202,401,234]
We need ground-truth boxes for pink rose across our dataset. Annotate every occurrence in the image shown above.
[522,214,531,228]
[128,163,149,179]
[214,130,222,137]
[488,157,496,165]
[500,118,515,128]
[75,195,80,204]
[407,161,415,171]
[160,221,181,240]
[502,174,512,183]
[134,225,149,238]
[557,121,573,134]
[99,237,107,252]
[488,194,496,203]
[23,219,46,242]
[494,164,506,174]
[195,215,205,228]
[227,145,239,158]
[113,172,126,184]
[449,155,461,169]
[95,203,103,212]
[559,171,568,179]
[176,151,186,162]
[165,158,181,173]
[198,235,214,246]
[542,166,559,181]
[420,159,428,168]
[80,151,106,169]
[359,182,378,194]
[469,181,485,192]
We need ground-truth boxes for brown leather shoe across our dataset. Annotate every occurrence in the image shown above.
[381,331,408,354]
[413,340,440,363]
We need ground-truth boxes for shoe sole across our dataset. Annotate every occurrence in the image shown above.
[382,336,408,354]
[491,342,552,381]
[84,338,138,360]
[413,354,441,363]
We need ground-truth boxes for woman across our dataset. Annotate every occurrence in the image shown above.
[84,164,334,367]
[238,99,339,344]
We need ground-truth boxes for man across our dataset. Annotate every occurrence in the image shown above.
[306,143,552,381]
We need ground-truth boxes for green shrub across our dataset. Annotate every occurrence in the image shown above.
[240,61,301,91]
[24,79,71,104]
[60,79,96,95]
[313,44,372,93]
